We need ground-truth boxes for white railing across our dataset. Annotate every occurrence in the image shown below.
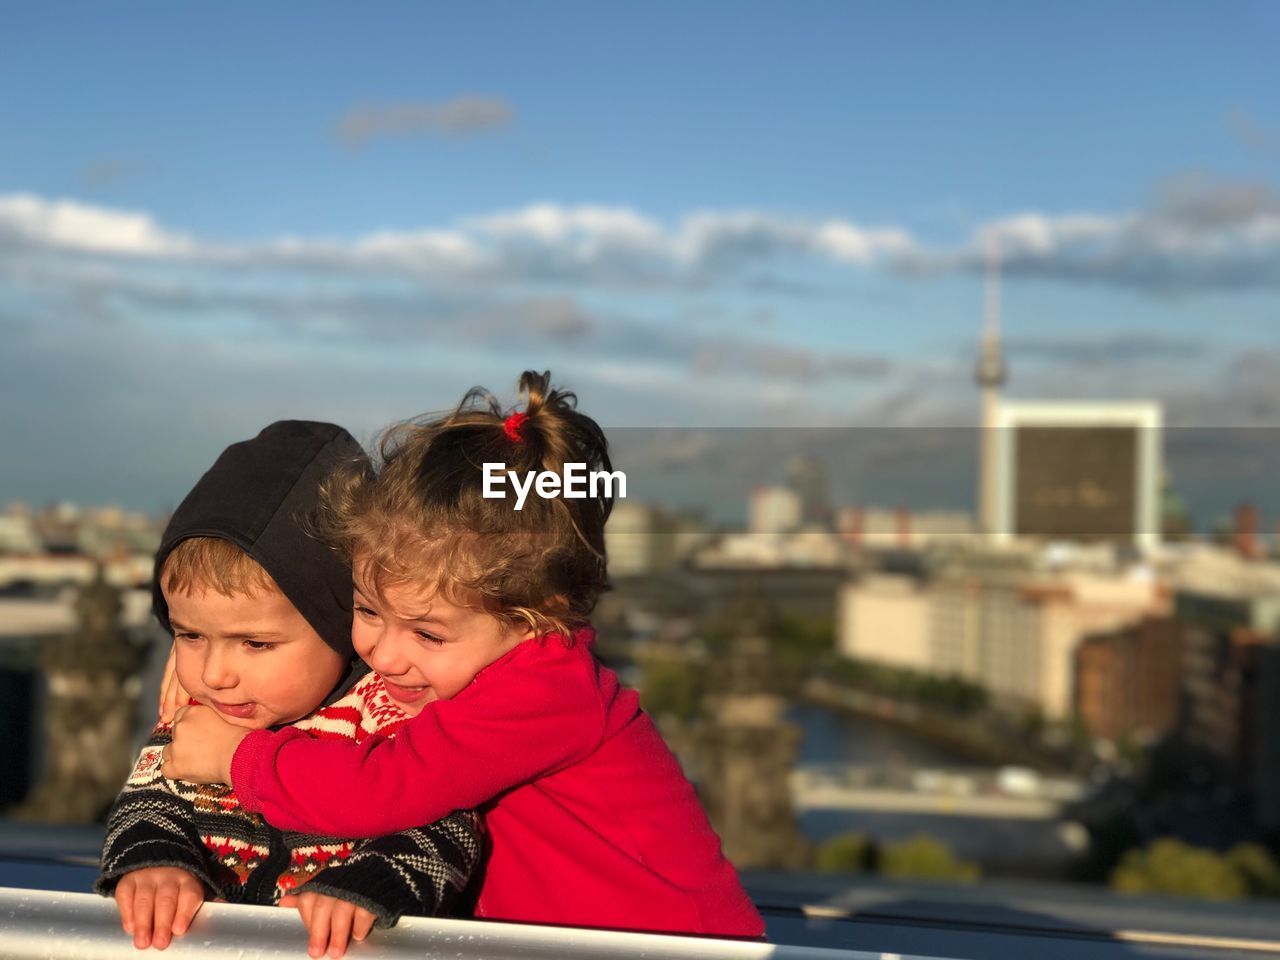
[0,887,938,960]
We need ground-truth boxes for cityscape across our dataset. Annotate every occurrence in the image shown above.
[7,295,1280,909]
[4,3,1279,956]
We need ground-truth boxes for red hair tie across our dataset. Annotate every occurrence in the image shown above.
[504,411,529,443]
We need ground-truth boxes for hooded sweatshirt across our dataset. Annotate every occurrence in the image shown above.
[152,419,363,664]
[97,421,481,926]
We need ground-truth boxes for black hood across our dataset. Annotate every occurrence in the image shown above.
[153,420,365,663]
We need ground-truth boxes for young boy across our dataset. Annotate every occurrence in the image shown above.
[96,421,481,959]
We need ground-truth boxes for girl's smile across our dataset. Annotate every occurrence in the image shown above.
[351,563,533,716]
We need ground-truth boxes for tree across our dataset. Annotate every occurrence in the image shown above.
[816,832,875,874]
[1110,838,1248,900]
[1226,843,1280,897]
[880,834,979,883]
[639,657,706,723]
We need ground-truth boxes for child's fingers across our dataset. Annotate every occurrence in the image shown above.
[277,893,299,908]
[131,884,155,950]
[150,884,179,949]
[306,896,334,958]
[351,906,376,943]
[326,902,356,959]
[173,879,204,938]
[114,876,136,935]
[295,892,314,929]
[157,644,178,722]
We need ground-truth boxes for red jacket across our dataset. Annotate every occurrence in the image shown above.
[232,627,764,937]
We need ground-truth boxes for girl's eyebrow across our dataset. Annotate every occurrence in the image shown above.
[351,583,449,626]
[408,613,448,626]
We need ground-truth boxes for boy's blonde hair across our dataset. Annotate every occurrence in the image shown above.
[160,536,280,599]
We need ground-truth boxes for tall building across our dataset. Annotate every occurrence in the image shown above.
[990,401,1163,552]
[749,486,802,535]
[972,240,1163,552]
[838,553,1166,719]
[838,573,932,669]
[976,237,1007,539]
[1175,586,1280,812]
[785,456,831,529]
[605,502,674,577]
[1074,617,1182,743]
[1162,548,1280,828]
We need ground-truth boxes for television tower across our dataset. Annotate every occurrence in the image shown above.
[976,235,1007,537]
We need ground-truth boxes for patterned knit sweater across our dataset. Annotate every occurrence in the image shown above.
[96,674,480,926]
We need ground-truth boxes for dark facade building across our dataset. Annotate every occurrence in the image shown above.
[1074,616,1182,744]
[1174,588,1280,828]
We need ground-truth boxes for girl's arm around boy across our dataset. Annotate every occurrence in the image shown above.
[169,630,611,836]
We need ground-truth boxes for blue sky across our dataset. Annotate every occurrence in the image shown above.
[2,2,1278,516]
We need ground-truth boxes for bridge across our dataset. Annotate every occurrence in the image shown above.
[790,764,1085,820]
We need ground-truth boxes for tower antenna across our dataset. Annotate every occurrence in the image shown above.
[977,233,1007,537]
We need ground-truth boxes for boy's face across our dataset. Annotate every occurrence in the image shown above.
[165,584,347,729]
[351,567,532,716]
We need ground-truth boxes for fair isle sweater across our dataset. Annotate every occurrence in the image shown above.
[96,674,480,926]
[231,627,765,937]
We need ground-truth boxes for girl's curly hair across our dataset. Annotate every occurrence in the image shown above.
[316,370,613,640]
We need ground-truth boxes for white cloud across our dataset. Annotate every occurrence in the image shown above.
[906,175,1280,292]
[816,220,915,264]
[5,175,1280,295]
[0,193,195,257]
[469,203,663,248]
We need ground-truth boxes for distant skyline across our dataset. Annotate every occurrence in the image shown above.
[2,2,1278,512]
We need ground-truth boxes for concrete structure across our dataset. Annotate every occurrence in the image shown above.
[31,504,162,556]
[837,551,1167,719]
[0,554,153,593]
[1169,567,1280,830]
[785,456,831,529]
[607,502,671,577]
[694,530,846,570]
[0,590,153,639]
[991,401,1163,552]
[838,508,976,551]
[837,574,932,670]
[696,621,809,870]
[748,486,802,535]
[1075,616,1183,743]
[0,516,39,554]
[9,572,151,823]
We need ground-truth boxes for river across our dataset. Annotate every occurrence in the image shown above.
[786,702,1082,878]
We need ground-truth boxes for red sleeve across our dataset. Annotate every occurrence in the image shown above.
[231,645,606,837]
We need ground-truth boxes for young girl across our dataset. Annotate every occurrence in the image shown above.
[165,371,765,939]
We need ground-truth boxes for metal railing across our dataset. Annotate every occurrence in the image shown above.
[0,887,935,960]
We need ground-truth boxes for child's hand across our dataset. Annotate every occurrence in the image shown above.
[156,644,191,724]
[289,890,377,959]
[113,866,205,950]
[164,704,247,785]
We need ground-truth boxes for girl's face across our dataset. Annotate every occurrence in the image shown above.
[351,570,533,716]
